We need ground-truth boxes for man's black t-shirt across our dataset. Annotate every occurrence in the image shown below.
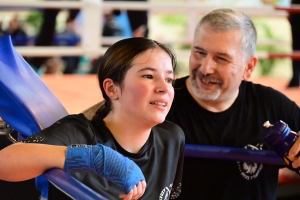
[166,76,300,200]
[22,114,185,200]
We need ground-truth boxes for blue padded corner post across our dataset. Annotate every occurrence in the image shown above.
[0,35,108,200]
[0,35,69,199]
[0,35,68,138]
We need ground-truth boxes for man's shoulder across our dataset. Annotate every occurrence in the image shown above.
[241,81,294,106]
[241,80,280,95]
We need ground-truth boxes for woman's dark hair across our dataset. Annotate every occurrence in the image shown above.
[96,37,176,118]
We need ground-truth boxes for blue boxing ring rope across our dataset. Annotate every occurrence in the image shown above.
[0,35,286,199]
[185,144,286,165]
[43,168,108,200]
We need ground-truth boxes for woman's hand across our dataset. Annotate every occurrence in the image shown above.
[119,180,147,200]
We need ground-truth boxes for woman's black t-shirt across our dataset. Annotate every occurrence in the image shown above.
[22,114,185,200]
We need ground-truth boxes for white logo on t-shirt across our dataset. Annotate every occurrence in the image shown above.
[159,183,172,200]
[237,144,263,180]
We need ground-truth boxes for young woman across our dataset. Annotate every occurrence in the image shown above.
[0,37,185,200]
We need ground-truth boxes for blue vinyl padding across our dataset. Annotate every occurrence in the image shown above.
[0,35,106,199]
[0,35,68,138]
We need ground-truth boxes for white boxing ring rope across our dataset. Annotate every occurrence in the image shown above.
[0,0,290,59]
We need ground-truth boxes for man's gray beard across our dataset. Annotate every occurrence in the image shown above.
[190,76,221,101]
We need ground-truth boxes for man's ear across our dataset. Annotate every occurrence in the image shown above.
[243,55,258,80]
[103,79,119,100]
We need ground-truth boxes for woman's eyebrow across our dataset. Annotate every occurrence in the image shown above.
[137,67,156,72]
[137,67,174,75]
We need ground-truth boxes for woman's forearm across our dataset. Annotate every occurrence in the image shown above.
[0,142,66,181]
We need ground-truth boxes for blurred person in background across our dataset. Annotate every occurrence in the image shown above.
[54,18,81,74]
[287,0,300,87]
[123,0,149,37]
[89,0,149,74]
[6,15,28,46]
[0,21,5,36]
[27,0,80,74]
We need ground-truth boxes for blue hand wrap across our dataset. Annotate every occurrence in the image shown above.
[64,144,145,194]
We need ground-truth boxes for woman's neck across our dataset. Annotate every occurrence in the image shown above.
[103,113,152,153]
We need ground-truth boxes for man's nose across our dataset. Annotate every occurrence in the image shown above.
[200,57,215,75]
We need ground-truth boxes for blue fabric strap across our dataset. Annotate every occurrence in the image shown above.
[64,144,145,194]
